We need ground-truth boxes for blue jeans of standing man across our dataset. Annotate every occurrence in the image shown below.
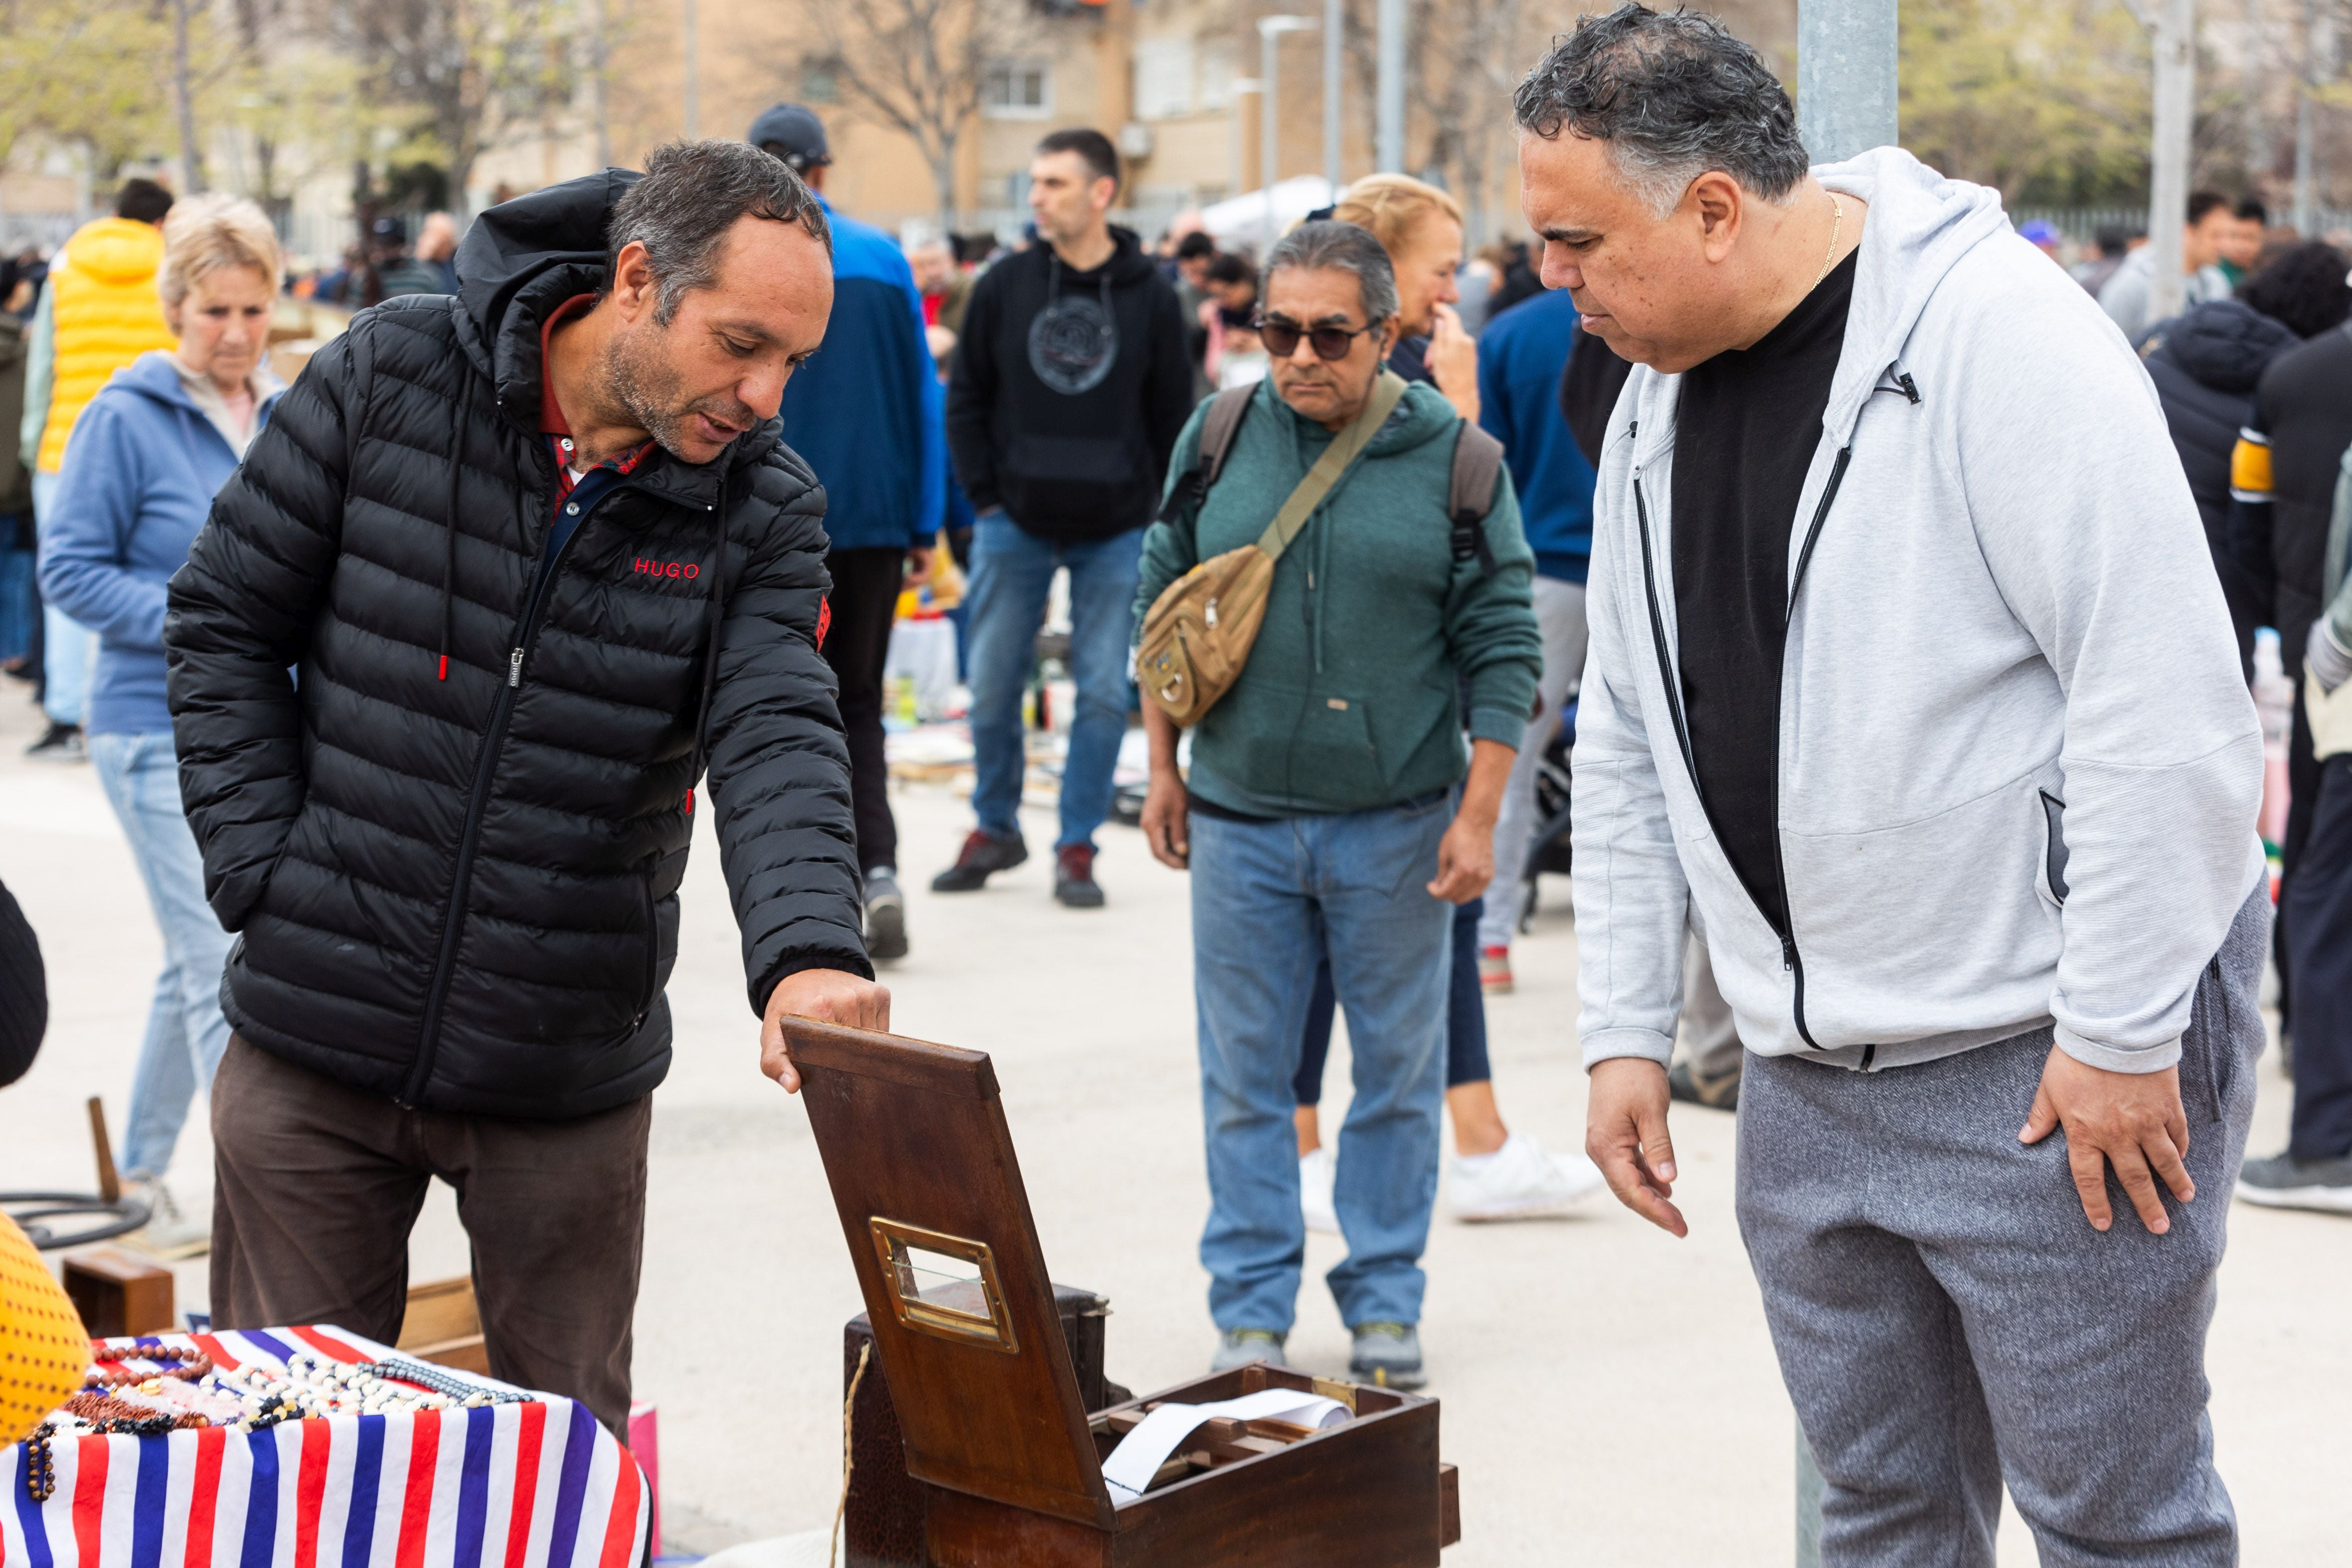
[1191,793,1453,1333]
[89,731,235,1181]
[963,510,1142,851]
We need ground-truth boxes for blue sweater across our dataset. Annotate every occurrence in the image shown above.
[778,198,945,553]
[1476,288,1595,583]
[38,352,279,734]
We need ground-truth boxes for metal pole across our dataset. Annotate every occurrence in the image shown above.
[171,0,206,193]
[682,0,701,139]
[1790,8,1896,1549]
[2145,0,2196,325]
[1262,24,1281,250]
[2293,85,2316,237]
[1375,0,1405,172]
[1323,0,1343,192]
[1796,0,1898,160]
[1232,79,1262,203]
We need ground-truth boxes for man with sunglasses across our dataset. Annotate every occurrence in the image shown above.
[1134,220,1540,1390]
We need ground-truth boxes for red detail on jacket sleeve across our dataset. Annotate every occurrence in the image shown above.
[685,788,695,816]
[437,655,448,682]
[816,597,831,650]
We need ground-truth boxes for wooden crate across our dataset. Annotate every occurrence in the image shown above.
[62,1246,174,1337]
[397,1275,491,1374]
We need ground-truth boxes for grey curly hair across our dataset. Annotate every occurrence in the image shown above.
[1264,220,1400,325]
[1513,5,1810,219]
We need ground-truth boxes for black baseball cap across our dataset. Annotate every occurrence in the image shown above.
[748,104,831,172]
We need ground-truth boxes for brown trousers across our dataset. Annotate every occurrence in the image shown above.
[210,1035,649,1435]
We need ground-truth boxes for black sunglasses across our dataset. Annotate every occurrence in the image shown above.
[1253,312,1382,362]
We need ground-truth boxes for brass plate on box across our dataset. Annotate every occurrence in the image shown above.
[1309,1376,1358,1414]
[871,1217,1020,1355]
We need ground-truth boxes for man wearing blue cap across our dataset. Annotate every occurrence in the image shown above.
[751,103,946,961]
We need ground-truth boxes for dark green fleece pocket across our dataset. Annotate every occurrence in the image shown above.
[1236,683,1389,808]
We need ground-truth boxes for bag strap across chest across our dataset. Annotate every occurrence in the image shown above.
[1158,376,1506,574]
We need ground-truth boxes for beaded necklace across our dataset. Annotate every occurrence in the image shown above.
[20,1348,527,1504]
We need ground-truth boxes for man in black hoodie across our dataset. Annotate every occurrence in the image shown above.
[163,142,886,1432]
[938,128,1192,908]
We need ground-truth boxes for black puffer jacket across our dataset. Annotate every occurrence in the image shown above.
[2142,298,2300,670]
[164,171,868,1120]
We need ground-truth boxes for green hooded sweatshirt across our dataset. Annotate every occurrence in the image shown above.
[1133,377,1541,817]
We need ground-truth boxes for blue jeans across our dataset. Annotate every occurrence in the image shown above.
[33,472,93,726]
[0,530,31,663]
[1191,794,1453,1333]
[89,731,235,1181]
[963,511,1142,850]
[1294,896,1490,1104]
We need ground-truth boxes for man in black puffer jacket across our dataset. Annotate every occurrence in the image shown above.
[2142,241,2352,677]
[2141,290,2298,675]
[163,142,887,1431]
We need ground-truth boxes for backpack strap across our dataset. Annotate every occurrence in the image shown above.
[1447,420,1506,576]
[1153,383,1259,526]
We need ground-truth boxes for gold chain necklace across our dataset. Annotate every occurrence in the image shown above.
[1813,190,1845,288]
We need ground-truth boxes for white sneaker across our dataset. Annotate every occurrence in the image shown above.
[1447,1132,1606,1222]
[1299,1148,1340,1235]
[123,1180,210,1260]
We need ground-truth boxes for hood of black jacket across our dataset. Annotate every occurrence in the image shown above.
[449,168,780,494]
[2153,298,2300,395]
[1006,225,1162,292]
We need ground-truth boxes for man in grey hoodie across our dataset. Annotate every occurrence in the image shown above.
[1520,9,2267,1564]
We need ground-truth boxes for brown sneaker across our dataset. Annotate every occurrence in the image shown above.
[931,829,1028,892]
[1054,844,1105,908]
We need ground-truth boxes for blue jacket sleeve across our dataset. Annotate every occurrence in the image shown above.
[1476,326,1511,449]
[36,394,165,649]
[901,262,947,546]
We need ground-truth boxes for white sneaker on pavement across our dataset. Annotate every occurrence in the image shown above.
[1299,1147,1339,1235]
[123,1179,210,1259]
[1447,1131,1606,1222]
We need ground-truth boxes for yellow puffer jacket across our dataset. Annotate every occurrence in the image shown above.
[37,217,176,474]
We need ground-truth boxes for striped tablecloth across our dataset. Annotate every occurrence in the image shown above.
[1,1327,647,1568]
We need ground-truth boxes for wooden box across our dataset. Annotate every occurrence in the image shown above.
[398,1275,493,1374]
[845,1285,1131,1568]
[785,1019,1462,1567]
[62,1246,174,1337]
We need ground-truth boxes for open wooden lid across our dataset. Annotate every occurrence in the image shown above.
[783,1019,1115,1530]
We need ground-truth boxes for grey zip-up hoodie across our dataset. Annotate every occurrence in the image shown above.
[1572,148,2265,1078]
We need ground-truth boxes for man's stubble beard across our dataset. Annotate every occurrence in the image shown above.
[601,321,759,461]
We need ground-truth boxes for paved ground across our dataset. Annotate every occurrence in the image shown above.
[3,688,2345,1563]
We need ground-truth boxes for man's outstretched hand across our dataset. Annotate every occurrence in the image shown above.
[2020,1044,2193,1234]
[759,968,892,1092]
[1586,1057,1686,1237]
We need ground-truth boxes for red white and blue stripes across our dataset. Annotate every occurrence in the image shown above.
[1,1329,645,1568]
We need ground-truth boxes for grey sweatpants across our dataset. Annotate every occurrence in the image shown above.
[1738,888,2268,1567]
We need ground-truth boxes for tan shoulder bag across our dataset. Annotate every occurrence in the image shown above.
[1139,371,1408,726]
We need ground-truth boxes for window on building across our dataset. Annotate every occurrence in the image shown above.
[801,56,843,104]
[1198,42,1235,110]
[982,62,1051,118]
[1134,37,1193,120]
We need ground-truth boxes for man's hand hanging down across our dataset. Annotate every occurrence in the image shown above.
[2020,1044,2194,1233]
[1586,1057,1686,1237]
[759,968,893,1092]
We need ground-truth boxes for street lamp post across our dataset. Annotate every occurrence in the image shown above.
[1259,13,1317,251]
[1376,0,1405,172]
[1790,7,1896,1552]
[1231,78,1263,204]
[1323,0,1343,191]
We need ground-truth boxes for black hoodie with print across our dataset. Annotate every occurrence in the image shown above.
[945,226,1195,543]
